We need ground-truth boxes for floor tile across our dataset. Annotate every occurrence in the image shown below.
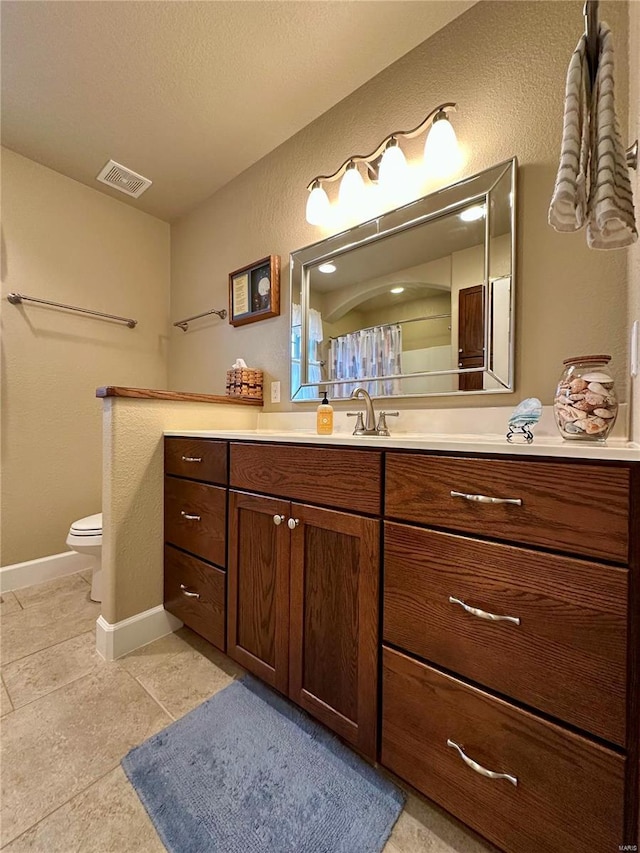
[2,632,101,709]
[3,766,165,853]
[120,627,243,719]
[0,592,22,617]
[388,792,497,853]
[0,666,171,846]
[80,569,93,585]
[1,678,13,717]
[0,588,99,665]
[13,573,89,610]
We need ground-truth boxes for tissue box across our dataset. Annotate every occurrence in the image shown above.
[225,367,263,399]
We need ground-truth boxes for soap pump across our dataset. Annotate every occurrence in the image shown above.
[316,391,334,435]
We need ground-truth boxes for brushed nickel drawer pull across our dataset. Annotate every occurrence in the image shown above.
[181,456,202,463]
[447,739,518,787]
[449,596,521,626]
[273,514,285,526]
[181,511,201,521]
[180,584,200,599]
[450,490,522,506]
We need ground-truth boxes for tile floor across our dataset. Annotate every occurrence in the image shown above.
[0,573,495,853]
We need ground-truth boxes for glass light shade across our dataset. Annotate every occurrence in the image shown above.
[305,183,330,226]
[424,114,461,176]
[338,164,365,218]
[378,143,410,192]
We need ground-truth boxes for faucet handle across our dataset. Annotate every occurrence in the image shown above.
[376,411,399,436]
[347,411,365,434]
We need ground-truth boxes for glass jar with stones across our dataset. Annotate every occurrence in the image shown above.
[554,355,618,440]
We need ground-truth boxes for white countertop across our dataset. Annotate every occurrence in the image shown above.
[164,429,640,461]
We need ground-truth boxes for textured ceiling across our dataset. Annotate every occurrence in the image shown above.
[1,1,476,222]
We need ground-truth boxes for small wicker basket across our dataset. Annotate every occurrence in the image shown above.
[225,367,263,399]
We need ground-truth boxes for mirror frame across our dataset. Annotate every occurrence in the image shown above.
[290,157,517,401]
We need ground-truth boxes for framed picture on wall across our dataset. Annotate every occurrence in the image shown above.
[229,255,280,327]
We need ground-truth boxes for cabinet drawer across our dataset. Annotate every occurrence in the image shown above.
[164,545,225,650]
[381,647,625,853]
[385,453,629,562]
[165,438,228,484]
[384,523,627,745]
[164,477,226,566]
[230,443,381,514]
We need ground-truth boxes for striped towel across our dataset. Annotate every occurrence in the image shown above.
[586,22,637,249]
[549,23,637,249]
[548,34,590,232]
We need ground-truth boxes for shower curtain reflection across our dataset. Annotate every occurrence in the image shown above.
[329,325,403,397]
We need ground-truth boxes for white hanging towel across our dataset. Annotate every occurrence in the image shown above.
[548,34,590,232]
[586,22,637,249]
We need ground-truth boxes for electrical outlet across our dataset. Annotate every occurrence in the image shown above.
[270,381,281,403]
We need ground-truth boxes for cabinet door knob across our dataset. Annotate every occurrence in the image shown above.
[287,517,299,529]
[180,584,200,599]
[447,739,518,787]
[273,514,285,526]
[181,511,201,521]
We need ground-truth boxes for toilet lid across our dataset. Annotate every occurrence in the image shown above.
[70,513,103,535]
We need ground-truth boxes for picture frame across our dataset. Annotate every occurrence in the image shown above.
[229,255,280,327]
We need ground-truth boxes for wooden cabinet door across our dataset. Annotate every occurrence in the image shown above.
[288,503,379,760]
[227,490,290,693]
[458,284,485,391]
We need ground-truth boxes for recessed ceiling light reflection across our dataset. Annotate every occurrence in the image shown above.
[318,263,337,274]
[459,205,486,222]
[390,287,405,294]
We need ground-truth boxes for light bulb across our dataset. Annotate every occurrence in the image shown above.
[378,140,410,193]
[305,181,330,226]
[424,111,461,177]
[338,162,365,220]
[459,204,485,222]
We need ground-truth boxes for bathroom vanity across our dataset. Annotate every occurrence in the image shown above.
[163,432,638,853]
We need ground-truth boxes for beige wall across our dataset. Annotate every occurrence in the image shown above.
[629,1,640,442]
[169,1,629,415]
[102,399,259,624]
[1,149,170,565]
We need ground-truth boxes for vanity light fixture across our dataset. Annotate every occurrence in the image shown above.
[459,204,486,222]
[318,262,337,274]
[305,102,460,226]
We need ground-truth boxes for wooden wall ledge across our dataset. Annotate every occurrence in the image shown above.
[96,386,263,406]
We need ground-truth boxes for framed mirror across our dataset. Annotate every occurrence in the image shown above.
[290,158,516,401]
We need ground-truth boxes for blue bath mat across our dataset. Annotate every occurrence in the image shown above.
[122,676,404,853]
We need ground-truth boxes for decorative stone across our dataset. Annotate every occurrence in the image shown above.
[594,408,615,418]
[584,391,606,408]
[506,398,542,444]
[582,372,614,384]
[587,381,610,397]
[584,417,607,434]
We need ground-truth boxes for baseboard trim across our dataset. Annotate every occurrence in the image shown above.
[96,605,183,661]
[0,551,92,593]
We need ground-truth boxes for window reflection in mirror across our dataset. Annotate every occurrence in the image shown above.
[291,159,515,401]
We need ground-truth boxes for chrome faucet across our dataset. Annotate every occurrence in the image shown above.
[347,387,399,436]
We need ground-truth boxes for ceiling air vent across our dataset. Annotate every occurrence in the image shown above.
[96,160,152,198]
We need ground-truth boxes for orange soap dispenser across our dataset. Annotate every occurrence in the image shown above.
[316,391,334,435]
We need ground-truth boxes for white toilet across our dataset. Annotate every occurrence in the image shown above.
[66,513,103,603]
